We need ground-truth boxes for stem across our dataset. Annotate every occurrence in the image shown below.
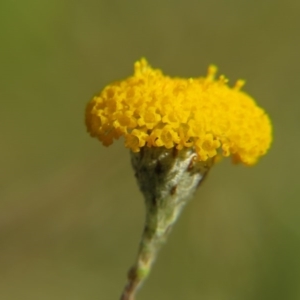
[120,201,174,300]
[120,147,212,300]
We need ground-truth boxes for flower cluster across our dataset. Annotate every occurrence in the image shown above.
[86,58,272,165]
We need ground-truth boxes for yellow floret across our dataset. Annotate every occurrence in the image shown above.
[85,58,272,165]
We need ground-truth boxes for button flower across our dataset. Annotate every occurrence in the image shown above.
[86,58,272,165]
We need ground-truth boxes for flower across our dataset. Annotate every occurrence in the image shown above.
[85,58,273,300]
[86,58,272,165]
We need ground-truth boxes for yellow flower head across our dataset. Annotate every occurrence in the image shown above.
[85,58,272,165]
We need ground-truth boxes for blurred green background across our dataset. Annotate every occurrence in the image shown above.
[1,1,299,299]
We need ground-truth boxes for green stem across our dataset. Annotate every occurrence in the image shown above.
[120,147,212,300]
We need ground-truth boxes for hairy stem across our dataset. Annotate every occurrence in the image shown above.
[120,147,212,300]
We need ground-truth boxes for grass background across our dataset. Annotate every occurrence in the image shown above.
[1,0,299,299]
